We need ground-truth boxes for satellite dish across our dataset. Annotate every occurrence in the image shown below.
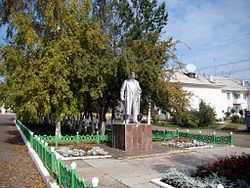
[186,64,197,73]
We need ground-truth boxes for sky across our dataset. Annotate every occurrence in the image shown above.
[1,0,250,81]
[163,0,250,81]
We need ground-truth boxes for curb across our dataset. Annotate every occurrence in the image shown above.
[150,178,174,188]
[15,120,60,188]
[54,150,112,161]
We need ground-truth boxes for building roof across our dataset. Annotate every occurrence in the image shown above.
[169,71,248,92]
[169,71,220,88]
[214,76,248,92]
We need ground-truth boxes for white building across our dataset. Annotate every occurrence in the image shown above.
[169,70,249,119]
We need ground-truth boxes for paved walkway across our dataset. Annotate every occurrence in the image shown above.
[0,114,46,188]
[63,146,250,188]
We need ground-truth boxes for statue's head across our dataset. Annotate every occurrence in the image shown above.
[130,72,135,79]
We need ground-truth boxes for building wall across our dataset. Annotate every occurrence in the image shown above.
[182,85,224,119]
[221,91,248,113]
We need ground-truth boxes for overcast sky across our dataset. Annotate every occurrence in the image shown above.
[163,0,250,81]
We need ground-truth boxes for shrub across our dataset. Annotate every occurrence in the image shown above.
[195,153,250,185]
[231,115,240,123]
[172,111,199,128]
[224,112,231,120]
[161,168,243,188]
[230,108,236,114]
[197,101,216,127]
[172,101,216,128]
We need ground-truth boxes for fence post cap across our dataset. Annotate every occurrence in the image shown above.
[213,131,216,135]
[186,129,189,132]
[71,162,77,169]
[230,131,233,135]
[92,177,99,187]
[199,130,202,134]
[51,147,55,152]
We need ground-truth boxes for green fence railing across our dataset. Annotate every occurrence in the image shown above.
[152,129,233,146]
[152,129,179,141]
[39,132,112,146]
[15,119,98,188]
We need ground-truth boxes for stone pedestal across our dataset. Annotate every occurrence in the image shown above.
[112,123,152,152]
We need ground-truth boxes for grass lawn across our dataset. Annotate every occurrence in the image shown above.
[221,124,239,131]
[153,121,220,130]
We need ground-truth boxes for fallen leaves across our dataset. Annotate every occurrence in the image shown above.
[0,127,46,188]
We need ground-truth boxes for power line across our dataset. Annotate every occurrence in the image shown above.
[219,68,250,75]
[182,33,250,56]
[198,59,250,71]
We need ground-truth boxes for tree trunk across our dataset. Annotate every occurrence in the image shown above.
[99,105,106,135]
[55,121,61,136]
[111,106,115,125]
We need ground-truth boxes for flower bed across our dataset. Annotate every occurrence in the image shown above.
[151,154,250,188]
[162,137,212,149]
[51,142,111,160]
[55,146,108,157]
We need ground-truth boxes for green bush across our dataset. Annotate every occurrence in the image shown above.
[230,108,236,114]
[197,101,216,127]
[172,101,216,128]
[224,112,231,120]
[231,115,240,123]
[239,109,244,117]
[173,111,199,128]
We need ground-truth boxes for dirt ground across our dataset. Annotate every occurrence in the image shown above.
[0,115,46,188]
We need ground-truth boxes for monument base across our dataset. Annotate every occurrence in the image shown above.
[112,123,152,152]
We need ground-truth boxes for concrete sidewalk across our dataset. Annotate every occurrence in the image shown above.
[63,146,250,188]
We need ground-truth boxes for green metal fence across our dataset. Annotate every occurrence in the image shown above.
[15,119,98,188]
[152,129,233,145]
[39,132,112,146]
[152,129,179,141]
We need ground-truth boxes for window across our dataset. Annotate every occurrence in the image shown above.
[233,93,240,99]
[243,94,247,100]
[227,93,230,99]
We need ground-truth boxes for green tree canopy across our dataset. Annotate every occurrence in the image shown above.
[0,0,188,133]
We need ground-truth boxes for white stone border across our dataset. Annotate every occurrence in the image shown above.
[150,178,175,188]
[15,120,60,188]
[185,145,213,150]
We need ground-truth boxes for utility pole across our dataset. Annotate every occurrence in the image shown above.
[214,58,217,75]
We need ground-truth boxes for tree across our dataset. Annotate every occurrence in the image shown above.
[197,101,216,127]
[93,0,176,122]
[153,80,198,127]
[1,0,186,135]
[0,0,109,135]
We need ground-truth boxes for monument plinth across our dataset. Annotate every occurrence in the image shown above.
[112,123,152,152]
